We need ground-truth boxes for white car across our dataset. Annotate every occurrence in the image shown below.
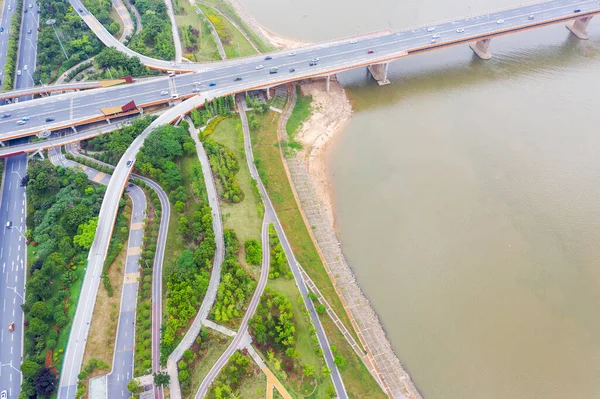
[456,28,465,33]
[160,90,168,96]
[496,19,504,24]
[17,70,21,76]
[29,3,33,7]
[350,39,358,44]
[288,52,296,56]
[255,65,264,70]
[427,27,436,32]
[432,34,440,39]
[24,65,28,71]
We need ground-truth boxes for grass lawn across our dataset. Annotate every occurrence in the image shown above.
[250,110,356,339]
[319,313,387,399]
[175,0,221,61]
[286,87,313,140]
[198,4,257,58]
[238,368,266,399]
[202,0,274,53]
[208,117,262,244]
[163,154,205,280]
[109,7,124,40]
[265,277,327,398]
[270,94,287,111]
[185,331,232,399]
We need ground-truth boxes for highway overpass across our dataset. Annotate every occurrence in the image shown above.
[0,0,598,143]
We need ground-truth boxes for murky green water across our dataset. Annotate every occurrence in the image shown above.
[238,0,600,397]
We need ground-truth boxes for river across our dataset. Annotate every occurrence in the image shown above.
[236,0,600,398]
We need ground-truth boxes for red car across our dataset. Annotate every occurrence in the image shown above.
[368,49,375,54]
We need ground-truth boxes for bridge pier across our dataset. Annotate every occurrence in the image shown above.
[566,16,593,40]
[29,149,45,160]
[469,38,492,60]
[367,63,390,86]
[326,75,331,93]
[265,87,272,100]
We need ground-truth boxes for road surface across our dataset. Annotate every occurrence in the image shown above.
[2,0,598,141]
[0,153,27,399]
[0,0,18,98]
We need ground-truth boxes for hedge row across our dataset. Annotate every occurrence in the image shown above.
[2,0,24,90]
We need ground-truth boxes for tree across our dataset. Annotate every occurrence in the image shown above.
[153,371,170,388]
[127,378,141,395]
[34,368,57,397]
[73,217,99,249]
[315,304,326,315]
[303,364,314,377]
[20,360,41,379]
[174,200,185,213]
[30,301,51,321]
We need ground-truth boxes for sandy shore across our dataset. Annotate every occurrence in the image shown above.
[225,0,311,49]
[294,80,352,222]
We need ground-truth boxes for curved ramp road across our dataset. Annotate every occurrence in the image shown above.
[66,145,170,382]
[49,147,148,397]
[57,92,230,399]
[2,0,600,141]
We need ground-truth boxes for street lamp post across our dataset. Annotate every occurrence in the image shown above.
[46,19,69,60]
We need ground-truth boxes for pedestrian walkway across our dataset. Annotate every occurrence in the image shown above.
[244,343,293,399]
[202,320,236,337]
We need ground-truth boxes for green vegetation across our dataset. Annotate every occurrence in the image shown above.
[286,87,313,140]
[134,122,216,362]
[1,0,23,90]
[75,358,110,398]
[132,179,163,376]
[250,109,361,350]
[83,0,119,34]
[244,239,261,266]
[202,0,274,53]
[319,313,387,399]
[204,139,244,203]
[83,116,154,165]
[128,0,175,60]
[206,350,260,399]
[210,229,256,327]
[91,47,156,79]
[64,61,93,82]
[208,116,264,243]
[101,197,131,297]
[198,4,257,58]
[34,0,112,83]
[175,0,221,61]
[0,159,4,191]
[268,224,291,279]
[20,161,106,397]
[182,328,232,398]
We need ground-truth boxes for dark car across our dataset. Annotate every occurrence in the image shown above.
[234,77,242,81]
[24,8,27,13]
[574,9,581,13]
[264,55,272,60]
[2,113,11,118]
[0,27,4,33]
[126,160,133,166]
[78,8,83,12]
[309,61,317,66]
[368,49,375,54]
[289,68,295,73]
[209,82,216,86]
[45,117,55,122]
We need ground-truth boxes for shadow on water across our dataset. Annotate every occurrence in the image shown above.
[339,31,600,110]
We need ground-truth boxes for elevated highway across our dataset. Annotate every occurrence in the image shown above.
[0,0,598,143]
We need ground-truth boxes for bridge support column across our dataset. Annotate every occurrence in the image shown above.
[469,38,492,60]
[71,126,78,133]
[265,87,271,100]
[566,16,593,39]
[326,75,331,93]
[29,149,45,160]
[0,141,4,147]
[367,63,390,86]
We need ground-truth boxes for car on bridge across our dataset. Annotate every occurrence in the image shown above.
[126,160,133,166]
[234,77,242,81]
[45,117,55,122]
[350,39,358,44]
[497,19,504,24]
[288,52,295,56]
[456,28,465,33]
[160,90,168,96]
[528,15,535,20]
[209,82,216,86]
[309,61,317,66]
[269,67,278,74]
[289,68,295,73]
[2,114,10,118]
[16,120,26,126]
[22,117,30,121]
[574,9,581,13]
[265,55,272,60]
[256,65,264,70]
[427,27,436,32]
[368,49,375,54]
